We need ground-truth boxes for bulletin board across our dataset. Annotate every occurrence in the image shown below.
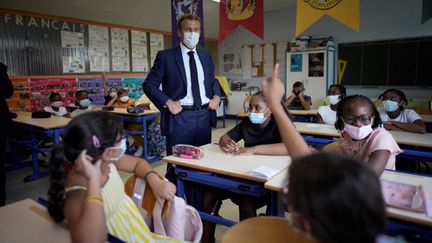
[242,42,289,78]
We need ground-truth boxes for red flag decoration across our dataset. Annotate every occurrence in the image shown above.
[219,0,263,42]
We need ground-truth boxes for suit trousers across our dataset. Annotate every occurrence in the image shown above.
[165,108,211,155]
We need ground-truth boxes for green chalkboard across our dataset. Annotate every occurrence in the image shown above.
[338,37,432,86]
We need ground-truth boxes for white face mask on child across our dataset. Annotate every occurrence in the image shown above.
[106,138,127,161]
[343,121,373,140]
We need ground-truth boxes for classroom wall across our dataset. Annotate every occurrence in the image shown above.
[220,0,432,99]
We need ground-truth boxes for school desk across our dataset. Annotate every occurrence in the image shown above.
[0,198,70,242]
[421,114,432,133]
[288,109,319,122]
[106,108,160,162]
[163,143,291,227]
[12,112,71,182]
[264,170,432,240]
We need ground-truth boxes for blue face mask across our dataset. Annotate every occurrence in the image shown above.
[382,100,399,112]
[248,112,267,124]
[79,99,91,107]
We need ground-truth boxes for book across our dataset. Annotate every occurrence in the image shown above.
[248,166,279,179]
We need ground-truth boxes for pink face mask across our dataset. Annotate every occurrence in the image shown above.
[343,120,373,140]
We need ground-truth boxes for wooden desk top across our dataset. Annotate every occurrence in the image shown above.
[294,122,432,148]
[0,199,70,242]
[289,109,318,116]
[265,170,432,227]
[222,216,316,243]
[163,144,291,183]
[13,112,71,130]
[294,122,340,137]
[107,108,159,117]
[420,114,432,123]
[264,168,288,192]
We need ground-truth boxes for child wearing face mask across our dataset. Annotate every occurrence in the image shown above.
[109,89,148,157]
[107,88,135,108]
[316,84,346,125]
[48,111,177,242]
[104,87,118,105]
[202,91,288,243]
[219,91,288,155]
[283,81,312,110]
[71,90,92,118]
[44,92,68,117]
[377,89,426,134]
[263,64,405,243]
[325,95,401,175]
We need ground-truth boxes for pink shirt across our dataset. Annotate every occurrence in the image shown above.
[336,128,402,170]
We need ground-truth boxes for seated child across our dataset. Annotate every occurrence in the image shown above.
[377,89,426,133]
[70,90,92,118]
[47,111,177,242]
[262,63,404,242]
[43,92,68,117]
[104,87,118,105]
[262,64,401,176]
[316,84,346,125]
[283,81,311,110]
[107,88,134,108]
[110,89,143,157]
[202,91,288,243]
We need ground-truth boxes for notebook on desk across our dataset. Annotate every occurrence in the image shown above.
[248,166,279,179]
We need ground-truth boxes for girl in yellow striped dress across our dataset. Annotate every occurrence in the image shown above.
[48,111,179,243]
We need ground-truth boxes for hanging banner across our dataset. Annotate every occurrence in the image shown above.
[422,0,432,24]
[171,0,205,48]
[296,0,359,36]
[219,0,263,42]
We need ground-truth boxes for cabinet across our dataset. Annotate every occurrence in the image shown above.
[285,46,335,109]
[226,91,250,115]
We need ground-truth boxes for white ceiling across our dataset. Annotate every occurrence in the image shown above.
[0,0,296,38]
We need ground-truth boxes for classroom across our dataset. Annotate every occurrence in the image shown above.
[0,0,432,242]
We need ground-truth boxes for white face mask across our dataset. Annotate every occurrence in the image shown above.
[109,92,117,98]
[182,32,200,50]
[327,95,340,105]
[106,138,127,161]
[51,101,63,108]
[120,96,129,103]
[343,120,374,140]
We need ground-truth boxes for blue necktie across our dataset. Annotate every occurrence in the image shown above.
[188,51,202,108]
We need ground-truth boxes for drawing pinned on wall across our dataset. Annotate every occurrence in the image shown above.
[62,56,85,73]
[290,54,302,72]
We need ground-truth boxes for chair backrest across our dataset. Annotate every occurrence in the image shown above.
[124,175,170,217]
[222,216,317,243]
[323,141,338,152]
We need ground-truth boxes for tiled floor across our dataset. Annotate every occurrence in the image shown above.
[5,118,268,242]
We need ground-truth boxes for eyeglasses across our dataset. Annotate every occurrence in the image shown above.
[342,115,373,125]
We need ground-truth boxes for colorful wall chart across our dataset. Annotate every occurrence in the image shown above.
[77,78,104,105]
[29,78,77,110]
[122,77,145,101]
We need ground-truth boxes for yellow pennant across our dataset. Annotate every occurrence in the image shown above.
[296,0,360,36]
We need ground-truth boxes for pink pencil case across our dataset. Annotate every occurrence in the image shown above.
[172,144,204,159]
[381,180,430,214]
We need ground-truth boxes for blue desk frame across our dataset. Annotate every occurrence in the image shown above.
[10,123,64,182]
[175,166,269,227]
[114,112,161,163]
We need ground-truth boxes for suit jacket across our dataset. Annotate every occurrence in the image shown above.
[143,46,221,135]
[0,64,13,137]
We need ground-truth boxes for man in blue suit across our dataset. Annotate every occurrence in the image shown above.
[143,14,221,155]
